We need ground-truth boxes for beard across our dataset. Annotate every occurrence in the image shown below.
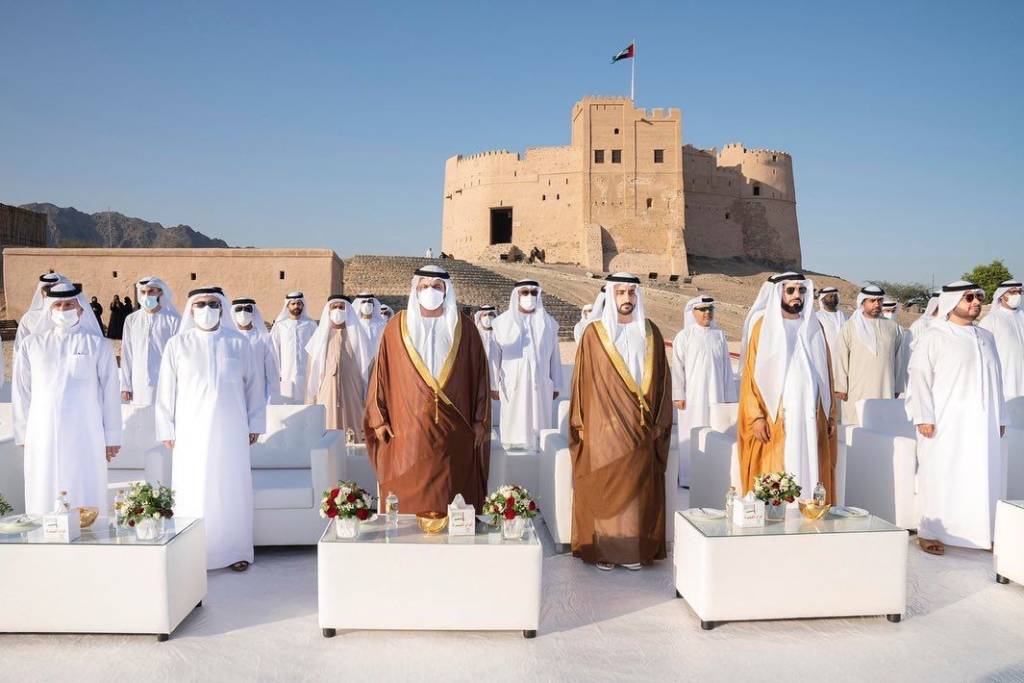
[617,302,634,316]
[781,300,804,314]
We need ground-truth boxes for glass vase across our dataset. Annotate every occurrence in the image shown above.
[135,517,162,541]
[335,516,360,539]
[766,502,786,521]
[502,516,526,540]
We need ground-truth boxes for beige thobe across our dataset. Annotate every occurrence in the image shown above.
[834,317,904,422]
[316,327,366,438]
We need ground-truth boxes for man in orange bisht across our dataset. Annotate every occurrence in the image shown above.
[738,272,838,503]
[364,265,491,514]
[570,273,672,572]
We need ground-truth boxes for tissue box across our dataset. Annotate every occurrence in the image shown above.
[447,497,476,537]
[42,511,80,542]
[732,496,765,528]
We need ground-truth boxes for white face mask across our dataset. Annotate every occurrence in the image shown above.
[1006,294,1022,310]
[519,294,537,312]
[481,314,494,329]
[417,287,445,311]
[234,311,253,327]
[329,308,347,325]
[51,308,79,328]
[193,306,221,331]
[142,295,160,311]
[359,301,373,316]
[882,311,894,320]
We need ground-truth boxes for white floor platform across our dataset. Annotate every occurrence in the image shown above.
[3,489,1024,682]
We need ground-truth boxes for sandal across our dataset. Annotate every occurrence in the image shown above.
[596,562,614,572]
[918,538,945,556]
[229,561,251,572]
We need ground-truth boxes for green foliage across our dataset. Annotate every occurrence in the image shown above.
[0,493,12,517]
[962,260,1013,302]
[867,280,930,305]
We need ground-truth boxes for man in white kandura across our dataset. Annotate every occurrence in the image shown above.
[816,286,845,354]
[671,296,737,487]
[980,279,1024,402]
[353,292,387,384]
[380,304,393,321]
[269,291,317,404]
[306,295,371,438]
[909,290,941,345]
[13,283,121,513]
[474,305,503,409]
[573,303,595,344]
[906,281,1006,556]
[157,286,265,572]
[493,279,563,451]
[15,272,70,351]
[120,276,180,406]
[834,285,904,422]
[232,297,279,404]
[882,298,913,391]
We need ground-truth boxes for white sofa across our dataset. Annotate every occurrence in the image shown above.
[538,401,679,552]
[106,404,172,509]
[1005,397,1024,499]
[689,404,740,509]
[250,404,344,545]
[0,403,24,515]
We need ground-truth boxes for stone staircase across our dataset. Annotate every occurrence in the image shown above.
[343,255,580,340]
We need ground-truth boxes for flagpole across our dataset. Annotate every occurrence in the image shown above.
[630,38,636,101]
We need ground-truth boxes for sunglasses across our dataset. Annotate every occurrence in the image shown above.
[193,301,221,309]
[963,292,985,303]
[785,286,807,295]
[693,306,714,313]
[233,305,254,313]
[520,289,539,296]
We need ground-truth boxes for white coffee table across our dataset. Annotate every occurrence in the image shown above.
[318,515,542,638]
[995,500,1024,586]
[0,517,206,641]
[674,509,908,630]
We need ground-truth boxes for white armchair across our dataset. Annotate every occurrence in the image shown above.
[106,404,172,508]
[1004,397,1024,498]
[0,403,24,515]
[689,403,739,509]
[250,404,344,545]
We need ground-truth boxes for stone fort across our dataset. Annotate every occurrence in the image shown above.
[441,97,801,275]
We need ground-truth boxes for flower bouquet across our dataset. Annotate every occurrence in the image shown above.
[121,482,174,540]
[320,481,374,538]
[483,484,538,540]
[753,472,801,520]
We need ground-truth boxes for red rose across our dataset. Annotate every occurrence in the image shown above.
[785,496,794,503]
[504,509,517,520]
[330,488,340,499]
[326,507,338,518]
[347,493,356,503]
[128,519,136,527]
[506,496,515,507]
[528,501,536,510]
[356,508,369,521]
[771,500,781,506]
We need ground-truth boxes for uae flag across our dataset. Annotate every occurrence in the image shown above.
[611,43,635,63]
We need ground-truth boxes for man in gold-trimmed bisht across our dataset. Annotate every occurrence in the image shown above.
[570,273,672,571]
[364,265,491,514]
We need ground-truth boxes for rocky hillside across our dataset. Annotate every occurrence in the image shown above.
[19,203,228,249]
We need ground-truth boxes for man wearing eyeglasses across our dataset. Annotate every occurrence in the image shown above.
[980,279,1024,402]
[833,285,905,423]
[738,273,838,503]
[156,286,266,572]
[492,280,562,452]
[232,298,279,404]
[906,281,1006,556]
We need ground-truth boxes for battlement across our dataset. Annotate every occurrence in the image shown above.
[572,97,678,120]
[720,142,791,158]
[454,149,519,163]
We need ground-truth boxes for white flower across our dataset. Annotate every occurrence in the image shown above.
[152,512,161,519]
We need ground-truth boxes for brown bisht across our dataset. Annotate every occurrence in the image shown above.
[364,310,491,514]
[569,320,672,565]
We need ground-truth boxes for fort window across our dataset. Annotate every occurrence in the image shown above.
[190,272,197,281]
[594,150,604,164]
[645,198,652,209]
[611,149,622,164]
[542,195,546,201]
[112,271,118,278]
[772,155,777,162]
[653,149,664,163]
[613,128,619,134]
[489,207,513,245]
[725,212,731,220]
[556,194,560,200]
[279,271,285,280]
[753,185,761,196]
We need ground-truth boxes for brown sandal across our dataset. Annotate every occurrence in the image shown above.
[229,561,251,572]
[918,538,945,556]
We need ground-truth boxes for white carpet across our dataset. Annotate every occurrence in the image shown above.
[5,495,1024,682]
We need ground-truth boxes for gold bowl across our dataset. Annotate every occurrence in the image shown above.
[798,499,831,521]
[416,512,448,534]
[77,506,100,529]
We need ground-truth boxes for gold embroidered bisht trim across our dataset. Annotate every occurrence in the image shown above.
[399,310,463,424]
[593,320,654,426]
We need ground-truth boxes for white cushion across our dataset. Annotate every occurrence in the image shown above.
[116,404,160,470]
[857,399,915,438]
[252,469,314,510]
[251,404,326,469]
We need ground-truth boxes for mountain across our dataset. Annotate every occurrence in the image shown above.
[18,203,230,249]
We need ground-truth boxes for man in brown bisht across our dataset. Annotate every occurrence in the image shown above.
[305,295,371,439]
[570,272,672,571]
[364,265,491,514]
[738,272,838,503]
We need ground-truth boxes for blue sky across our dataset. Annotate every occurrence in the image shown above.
[1,1,1020,285]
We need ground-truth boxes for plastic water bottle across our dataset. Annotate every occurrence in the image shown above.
[385,491,399,528]
[54,490,70,514]
[813,482,827,506]
[724,486,737,520]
